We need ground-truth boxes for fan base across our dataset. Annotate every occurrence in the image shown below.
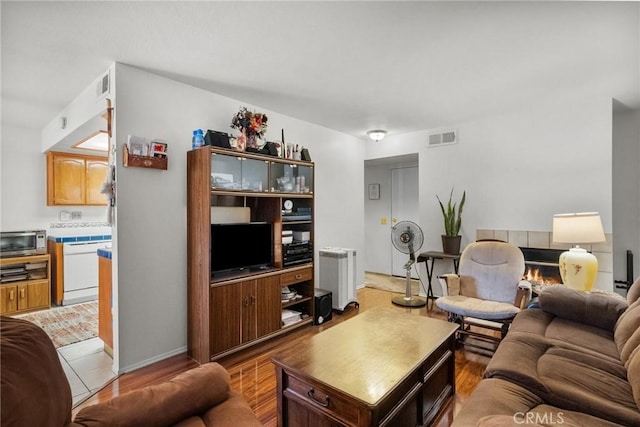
[391,295,427,308]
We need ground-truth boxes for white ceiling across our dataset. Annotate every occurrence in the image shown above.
[2,1,639,141]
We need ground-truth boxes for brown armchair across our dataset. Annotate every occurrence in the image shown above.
[1,316,261,427]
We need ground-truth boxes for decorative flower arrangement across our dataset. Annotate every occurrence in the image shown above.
[231,107,268,138]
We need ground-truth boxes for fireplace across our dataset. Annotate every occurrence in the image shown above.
[520,247,564,285]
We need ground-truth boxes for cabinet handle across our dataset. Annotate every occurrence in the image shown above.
[295,274,302,280]
[9,290,15,301]
[20,289,25,298]
[243,297,250,307]
[307,389,330,408]
[251,295,256,305]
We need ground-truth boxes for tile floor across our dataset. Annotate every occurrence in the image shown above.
[57,337,116,405]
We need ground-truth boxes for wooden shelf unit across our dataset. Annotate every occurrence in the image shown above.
[0,254,51,315]
[187,147,315,364]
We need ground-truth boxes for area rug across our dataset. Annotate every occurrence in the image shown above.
[14,301,98,348]
[364,272,421,294]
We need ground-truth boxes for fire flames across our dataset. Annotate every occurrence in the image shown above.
[523,267,561,285]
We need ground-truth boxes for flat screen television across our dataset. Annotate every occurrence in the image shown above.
[211,222,273,275]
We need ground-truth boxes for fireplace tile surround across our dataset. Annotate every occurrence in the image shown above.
[476,229,613,276]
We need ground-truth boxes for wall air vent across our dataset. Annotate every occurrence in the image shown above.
[428,129,457,147]
[96,71,110,100]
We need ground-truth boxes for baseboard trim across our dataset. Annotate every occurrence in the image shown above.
[119,345,188,374]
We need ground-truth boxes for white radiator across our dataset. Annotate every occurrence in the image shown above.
[318,247,358,312]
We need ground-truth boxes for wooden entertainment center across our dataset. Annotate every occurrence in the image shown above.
[187,146,315,364]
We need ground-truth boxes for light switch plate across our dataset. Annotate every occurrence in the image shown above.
[60,211,72,221]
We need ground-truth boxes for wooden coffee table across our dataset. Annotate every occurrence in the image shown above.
[272,307,459,426]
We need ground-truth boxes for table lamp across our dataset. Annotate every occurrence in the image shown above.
[552,212,605,291]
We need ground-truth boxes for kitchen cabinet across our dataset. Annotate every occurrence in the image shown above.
[0,255,50,315]
[46,151,108,206]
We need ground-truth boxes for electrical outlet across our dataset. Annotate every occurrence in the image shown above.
[71,211,82,220]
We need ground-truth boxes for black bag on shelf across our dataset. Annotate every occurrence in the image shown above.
[263,142,279,156]
[204,130,231,149]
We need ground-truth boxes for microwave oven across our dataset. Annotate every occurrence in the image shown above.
[0,230,47,257]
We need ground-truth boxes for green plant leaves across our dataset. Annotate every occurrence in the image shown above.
[436,189,466,236]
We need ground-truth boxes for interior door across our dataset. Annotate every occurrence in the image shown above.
[391,167,419,278]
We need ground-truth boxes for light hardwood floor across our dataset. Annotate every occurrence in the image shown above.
[76,283,491,425]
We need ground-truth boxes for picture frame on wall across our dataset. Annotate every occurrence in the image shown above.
[150,140,168,159]
[368,183,380,200]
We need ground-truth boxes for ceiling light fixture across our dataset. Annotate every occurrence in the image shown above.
[367,130,387,142]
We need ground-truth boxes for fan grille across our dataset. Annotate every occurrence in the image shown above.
[391,221,424,255]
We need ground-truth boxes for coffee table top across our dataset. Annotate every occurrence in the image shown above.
[271,307,458,405]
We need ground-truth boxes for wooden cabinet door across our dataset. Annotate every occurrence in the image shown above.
[257,275,282,337]
[210,283,242,355]
[0,286,18,314]
[50,154,85,205]
[18,284,28,310]
[98,256,113,350]
[86,159,108,205]
[27,280,49,309]
[241,280,257,344]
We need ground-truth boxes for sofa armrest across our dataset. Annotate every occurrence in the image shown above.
[539,286,628,331]
[73,363,232,427]
[438,273,460,297]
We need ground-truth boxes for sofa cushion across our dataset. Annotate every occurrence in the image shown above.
[73,363,231,427]
[451,378,543,427]
[510,309,620,361]
[486,332,640,426]
[627,277,640,304]
[614,302,640,365]
[201,391,263,426]
[0,316,73,427]
[476,405,625,427]
[539,286,628,331]
[628,345,640,411]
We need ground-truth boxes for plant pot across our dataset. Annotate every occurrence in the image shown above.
[441,235,461,255]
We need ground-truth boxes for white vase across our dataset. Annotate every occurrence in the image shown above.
[558,247,599,291]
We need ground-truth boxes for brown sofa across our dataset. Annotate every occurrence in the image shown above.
[0,316,262,427]
[453,278,640,426]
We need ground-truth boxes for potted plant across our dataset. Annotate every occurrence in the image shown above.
[437,188,466,254]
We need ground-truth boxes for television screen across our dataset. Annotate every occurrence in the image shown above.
[211,222,273,274]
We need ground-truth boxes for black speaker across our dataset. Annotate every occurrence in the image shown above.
[204,130,231,149]
[314,288,332,325]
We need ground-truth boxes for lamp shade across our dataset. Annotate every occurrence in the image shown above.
[552,212,605,244]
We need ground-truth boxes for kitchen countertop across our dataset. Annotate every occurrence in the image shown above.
[97,248,112,259]
[48,234,112,243]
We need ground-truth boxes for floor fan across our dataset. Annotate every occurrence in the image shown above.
[391,221,426,307]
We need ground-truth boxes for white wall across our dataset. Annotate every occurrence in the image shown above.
[367,94,615,292]
[41,66,113,153]
[113,64,365,371]
[1,125,109,234]
[612,104,640,289]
